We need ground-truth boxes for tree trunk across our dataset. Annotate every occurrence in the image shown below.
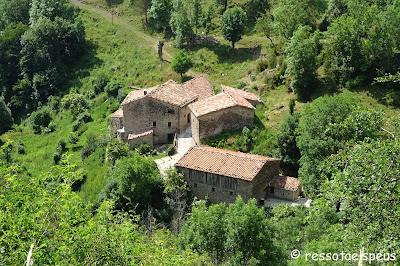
[267,36,275,47]
[224,0,228,12]
[144,0,148,24]
[232,41,235,49]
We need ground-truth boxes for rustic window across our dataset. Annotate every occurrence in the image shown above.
[153,121,156,127]
[168,109,175,114]
[212,187,215,192]
[194,183,197,188]
[168,122,171,128]
[230,191,234,196]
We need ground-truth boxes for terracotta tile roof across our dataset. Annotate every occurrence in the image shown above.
[176,146,279,181]
[121,86,157,105]
[128,127,153,140]
[121,80,197,107]
[222,85,263,104]
[269,175,301,191]
[182,76,214,100]
[110,108,123,118]
[189,92,255,117]
[149,80,198,107]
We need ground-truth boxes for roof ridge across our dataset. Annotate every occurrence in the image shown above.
[198,146,270,161]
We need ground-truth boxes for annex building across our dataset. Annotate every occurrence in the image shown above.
[175,146,302,203]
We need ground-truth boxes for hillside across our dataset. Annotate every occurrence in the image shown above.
[1,0,399,264]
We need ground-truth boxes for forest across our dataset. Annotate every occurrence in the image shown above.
[0,0,399,264]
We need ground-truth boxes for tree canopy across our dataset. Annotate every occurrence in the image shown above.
[221,6,247,49]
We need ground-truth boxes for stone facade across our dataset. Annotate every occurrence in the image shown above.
[175,146,282,204]
[269,175,302,201]
[191,106,254,144]
[110,109,123,131]
[271,187,301,201]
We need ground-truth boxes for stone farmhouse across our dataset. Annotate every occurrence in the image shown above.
[110,77,263,148]
[176,146,302,203]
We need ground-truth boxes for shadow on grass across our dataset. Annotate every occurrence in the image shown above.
[187,41,261,64]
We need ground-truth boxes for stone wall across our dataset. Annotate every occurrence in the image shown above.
[273,186,301,201]
[122,97,180,145]
[193,106,254,144]
[191,111,200,144]
[251,160,280,200]
[179,103,194,132]
[110,116,123,131]
[177,167,253,204]
[128,133,154,149]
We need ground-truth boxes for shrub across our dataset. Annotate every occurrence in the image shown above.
[31,108,52,134]
[104,79,123,97]
[48,96,60,112]
[93,73,109,94]
[117,89,126,103]
[48,122,56,132]
[72,120,81,132]
[60,93,89,116]
[53,152,61,165]
[166,144,175,156]
[56,139,67,153]
[81,133,98,161]
[137,143,152,155]
[105,138,129,163]
[236,81,247,90]
[256,59,269,72]
[68,132,79,145]
[76,111,92,123]
[17,143,25,154]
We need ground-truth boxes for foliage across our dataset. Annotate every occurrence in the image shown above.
[170,0,193,47]
[137,142,153,155]
[0,97,14,134]
[104,79,123,97]
[60,93,89,116]
[93,72,109,94]
[166,144,176,156]
[200,3,214,36]
[171,50,193,77]
[272,0,326,39]
[190,0,202,34]
[320,137,400,254]
[81,133,98,161]
[0,0,31,29]
[0,157,211,264]
[285,26,319,100]
[245,0,270,21]
[296,93,385,196]
[179,197,283,265]
[255,13,274,46]
[274,113,301,177]
[164,168,191,234]
[105,138,129,163]
[148,0,173,31]
[221,6,247,49]
[31,107,52,134]
[98,154,163,213]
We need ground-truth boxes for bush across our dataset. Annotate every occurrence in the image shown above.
[236,81,247,90]
[166,144,175,156]
[53,152,61,165]
[117,88,126,103]
[256,59,269,72]
[76,111,92,123]
[104,79,123,97]
[60,93,89,116]
[31,108,52,134]
[137,143,152,155]
[17,143,25,154]
[56,139,67,153]
[48,122,56,132]
[68,132,79,144]
[93,73,109,94]
[48,96,60,112]
[72,120,81,132]
[105,138,129,163]
[81,133,98,161]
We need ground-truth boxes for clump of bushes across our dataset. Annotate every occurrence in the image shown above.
[105,138,129,163]
[256,59,269,72]
[93,73,109,94]
[81,133,98,162]
[236,81,247,90]
[68,132,79,145]
[136,143,152,155]
[17,142,25,154]
[31,108,52,134]
[104,79,123,97]
[166,144,175,156]
[60,93,89,116]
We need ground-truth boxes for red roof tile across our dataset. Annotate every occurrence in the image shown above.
[176,146,279,181]
[269,175,301,191]
[110,108,123,118]
[121,80,197,107]
[128,127,153,140]
[182,76,214,100]
[222,85,263,104]
[189,92,255,117]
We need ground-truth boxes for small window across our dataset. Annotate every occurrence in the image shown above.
[212,187,215,192]
[153,121,156,127]
[168,122,172,128]
[168,109,175,114]
[230,191,234,196]
[194,183,197,188]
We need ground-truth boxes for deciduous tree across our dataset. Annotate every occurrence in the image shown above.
[221,6,247,49]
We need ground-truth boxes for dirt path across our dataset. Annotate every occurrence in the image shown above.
[70,0,198,77]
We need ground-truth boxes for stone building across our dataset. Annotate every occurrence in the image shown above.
[110,77,213,148]
[176,146,281,204]
[189,87,261,144]
[269,175,302,201]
